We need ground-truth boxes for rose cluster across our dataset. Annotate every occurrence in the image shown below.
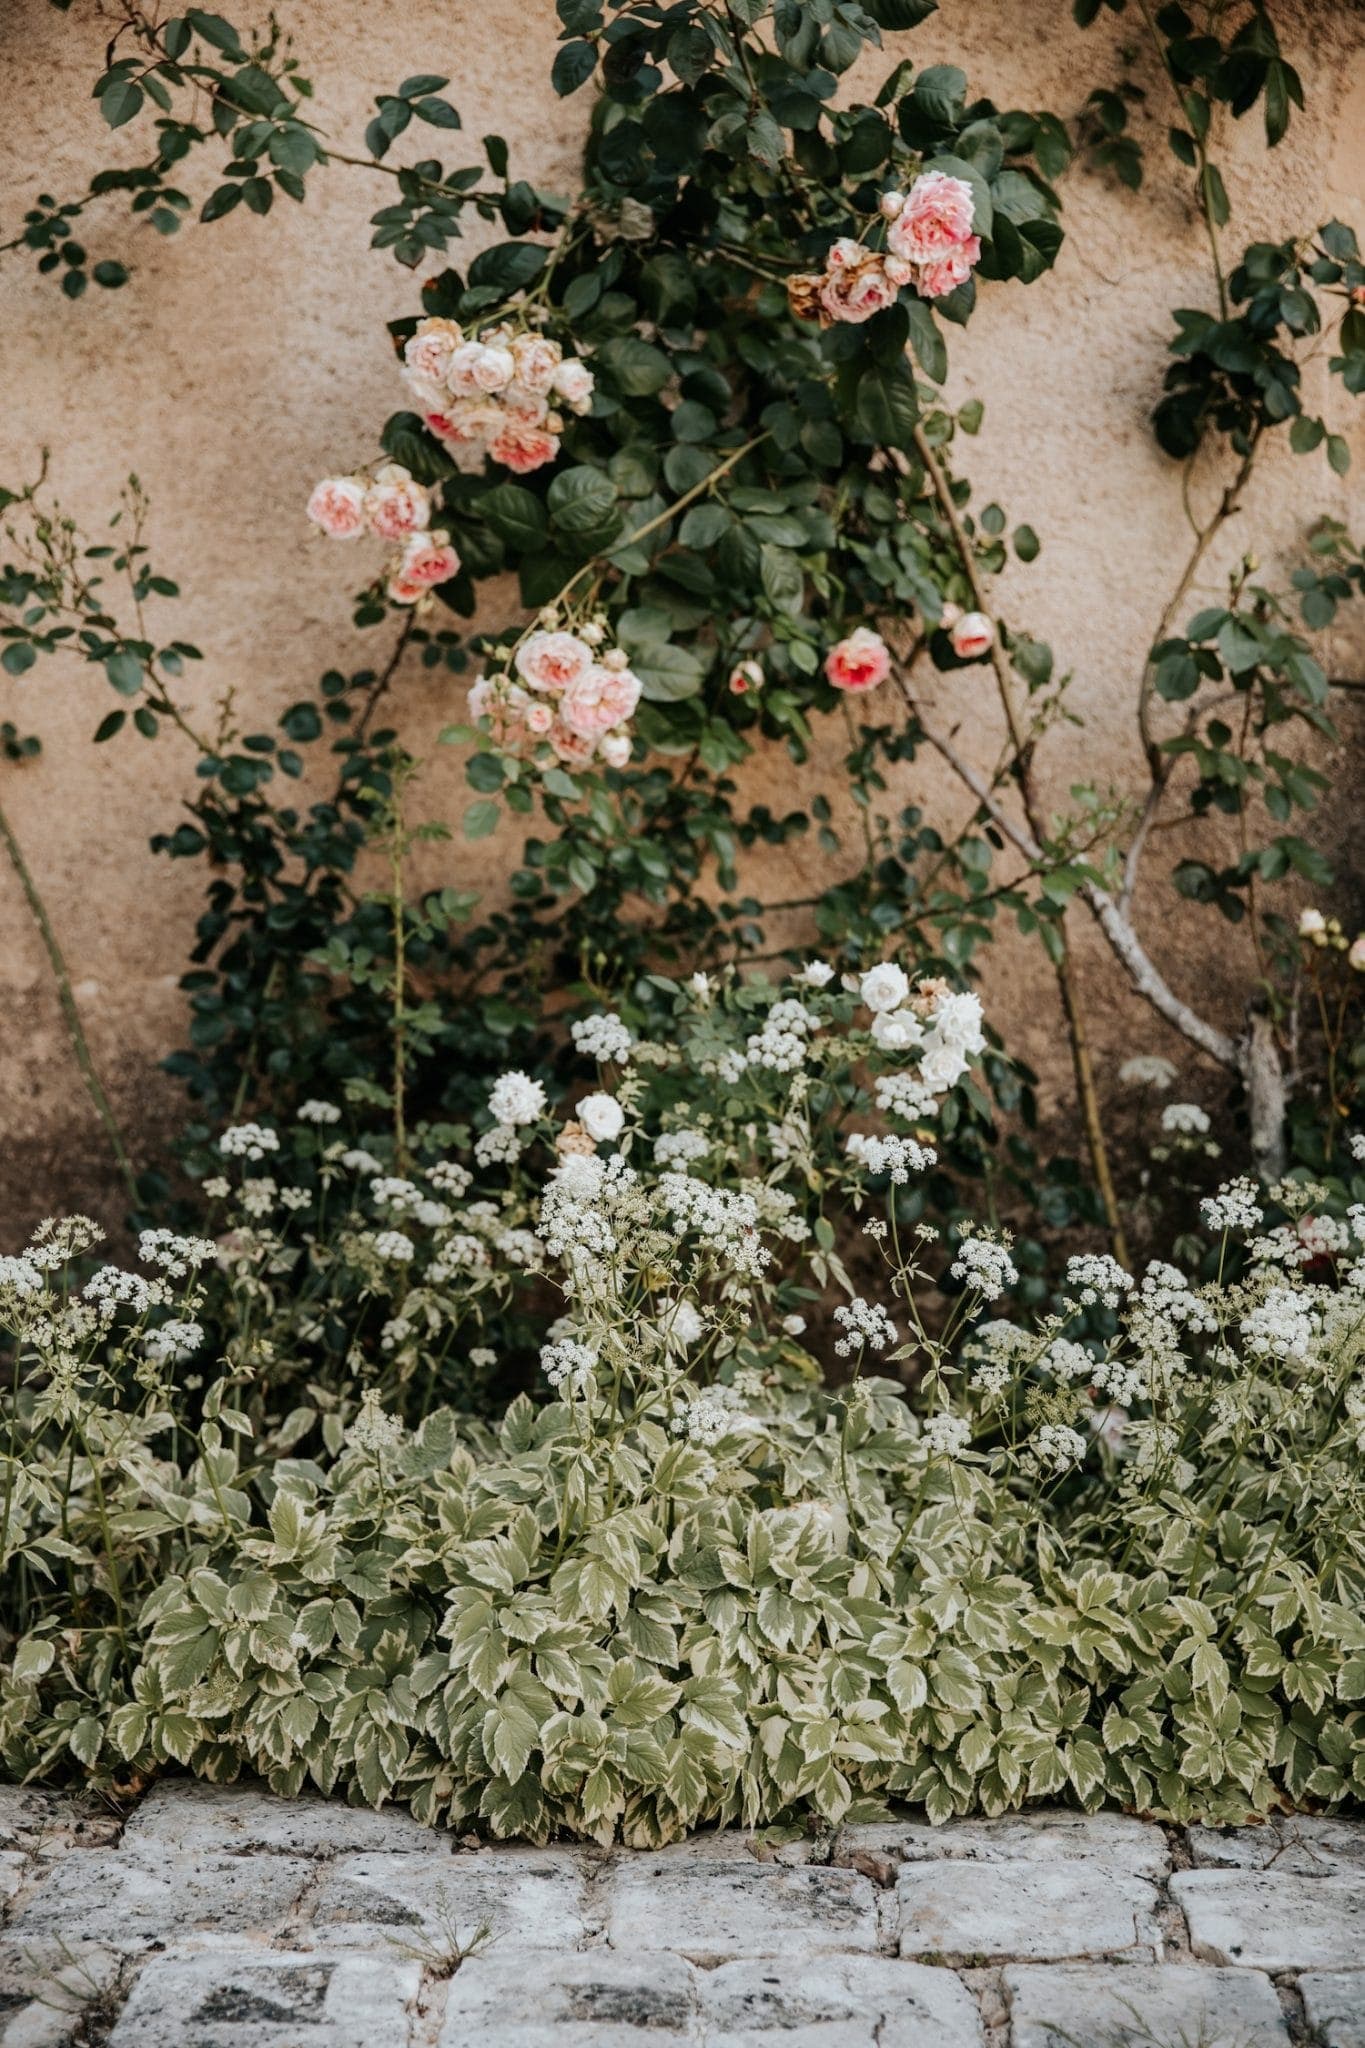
[469,621,642,769]
[400,316,594,476]
[789,171,982,326]
[305,463,460,606]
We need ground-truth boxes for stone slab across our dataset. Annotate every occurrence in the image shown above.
[0,1937,121,2048]
[0,1790,112,1855]
[6,1849,311,1951]
[696,1955,983,2045]
[0,1856,26,1903]
[1004,1962,1290,2047]
[836,1812,1169,1886]
[603,1856,880,1959]
[120,1780,443,1860]
[896,1862,1161,1963]
[439,1949,699,2046]
[1188,1817,1365,1875]
[1300,1972,1365,2048]
[305,1849,590,1954]
[1170,1870,1365,1971]
[108,1950,421,2048]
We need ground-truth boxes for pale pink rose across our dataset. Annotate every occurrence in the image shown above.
[883,254,914,288]
[396,530,460,587]
[489,422,560,473]
[825,627,891,693]
[949,610,994,660]
[515,631,594,695]
[819,256,899,325]
[364,464,431,541]
[916,241,980,300]
[550,358,594,413]
[1349,933,1365,971]
[825,236,865,272]
[887,171,976,264]
[879,188,906,220]
[467,675,495,723]
[599,731,631,768]
[548,720,596,766]
[306,476,367,539]
[470,344,516,393]
[403,318,464,385]
[510,333,562,396]
[387,572,428,606]
[446,342,489,397]
[524,699,555,734]
[502,387,551,427]
[560,663,642,738]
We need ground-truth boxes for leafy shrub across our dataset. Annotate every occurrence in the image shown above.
[2,1004,1362,1838]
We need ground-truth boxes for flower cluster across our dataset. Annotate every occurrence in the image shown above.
[788,172,982,326]
[401,316,594,476]
[470,621,642,770]
[306,464,461,605]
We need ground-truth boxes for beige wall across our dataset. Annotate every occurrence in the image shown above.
[2,0,1363,1238]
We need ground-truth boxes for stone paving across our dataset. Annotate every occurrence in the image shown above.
[0,1781,1361,2045]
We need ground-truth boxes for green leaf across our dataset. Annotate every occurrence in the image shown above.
[855,364,919,448]
[552,40,597,96]
[480,483,548,551]
[100,77,144,128]
[464,798,501,839]
[105,650,145,696]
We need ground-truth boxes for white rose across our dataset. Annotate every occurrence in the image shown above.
[919,1042,967,1092]
[599,732,632,768]
[870,1009,924,1051]
[859,961,910,1013]
[551,358,595,413]
[1298,908,1326,937]
[576,1091,624,1143]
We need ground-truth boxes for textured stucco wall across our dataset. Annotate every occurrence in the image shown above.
[1,0,1363,1237]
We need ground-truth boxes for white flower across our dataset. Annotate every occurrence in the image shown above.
[541,1336,597,1395]
[1161,1101,1210,1136]
[475,1124,524,1166]
[487,1070,548,1127]
[918,1042,968,1093]
[860,961,911,1013]
[845,1132,936,1183]
[653,1129,710,1170]
[1030,1423,1087,1473]
[0,1255,43,1297]
[799,960,835,988]
[1350,1132,1365,1163]
[782,1313,807,1336]
[347,1389,405,1459]
[371,1230,415,1263]
[298,1099,342,1124]
[661,1298,705,1348]
[577,1091,625,1144]
[687,971,712,1001]
[1200,1178,1263,1233]
[1240,1285,1317,1363]
[429,1159,473,1197]
[137,1228,216,1276]
[218,1122,279,1161]
[833,1297,898,1357]
[470,1346,497,1369]
[341,1148,384,1177]
[951,1234,1018,1302]
[925,990,985,1054]
[143,1318,204,1366]
[1045,1338,1095,1383]
[923,1413,971,1458]
[1064,1252,1134,1310]
[1118,1054,1177,1090]
[670,1387,745,1446]
[1298,907,1327,937]
[571,1012,634,1063]
[870,1009,924,1052]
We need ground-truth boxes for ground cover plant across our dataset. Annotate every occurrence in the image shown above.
[0,0,1363,1839]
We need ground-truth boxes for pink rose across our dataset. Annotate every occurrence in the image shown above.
[387,572,428,606]
[825,236,865,272]
[364,464,431,541]
[395,530,460,589]
[887,171,976,264]
[599,731,631,768]
[510,334,562,396]
[489,422,560,474]
[916,241,980,300]
[501,387,551,427]
[403,318,464,387]
[306,476,367,539]
[560,663,642,738]
[819,254,899,326]
[548,720,597,766]
[551,358,594,413]
[470,344,515,393]
[729,659,763,695]
[468,677,529,747]
[949,610,994,660]
[825,627,891,693]
[524,699,554,734]
[515,631,595,695]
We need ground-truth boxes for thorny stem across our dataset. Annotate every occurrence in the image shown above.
[908,426,1131,1267]
[0,793,138,1203]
